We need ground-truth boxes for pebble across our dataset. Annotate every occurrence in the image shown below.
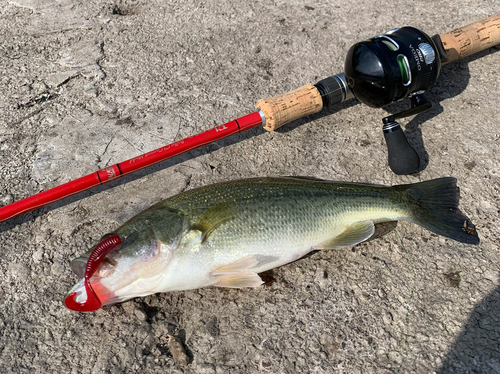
[50,261,65,275]
[0,194,14,206]
[167,334,189,367]
[134,309,147,322]
[388,351,402,364]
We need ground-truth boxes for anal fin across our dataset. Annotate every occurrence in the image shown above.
[316,220,375,249]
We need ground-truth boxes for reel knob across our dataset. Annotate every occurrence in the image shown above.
[383,119,420,175]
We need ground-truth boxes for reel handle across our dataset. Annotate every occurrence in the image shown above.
[383,120,420,175]
[437,13,500,64]
[381,93,431,175]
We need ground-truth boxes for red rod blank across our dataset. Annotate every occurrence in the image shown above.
[0,111,263,223]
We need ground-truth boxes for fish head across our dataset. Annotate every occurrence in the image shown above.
[65,208,186,312]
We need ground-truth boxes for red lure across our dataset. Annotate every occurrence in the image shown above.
[64,235,122,312]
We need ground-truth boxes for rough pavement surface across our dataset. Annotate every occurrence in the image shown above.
[0,1,499,373]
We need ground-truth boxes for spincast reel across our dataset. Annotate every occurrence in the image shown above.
[344,27,443,174]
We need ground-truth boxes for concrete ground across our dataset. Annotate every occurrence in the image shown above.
[0,0,499,373]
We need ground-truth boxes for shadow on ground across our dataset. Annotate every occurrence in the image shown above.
[439,273,500,373]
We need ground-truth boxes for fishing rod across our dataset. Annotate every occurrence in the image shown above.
[1,13,499,223]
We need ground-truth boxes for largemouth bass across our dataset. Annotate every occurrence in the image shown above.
[65,177,479,311]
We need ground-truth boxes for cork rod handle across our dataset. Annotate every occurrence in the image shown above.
[439,13,500,64]
[256,84,323,131]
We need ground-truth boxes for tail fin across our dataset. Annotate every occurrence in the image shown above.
[396,178,479,244]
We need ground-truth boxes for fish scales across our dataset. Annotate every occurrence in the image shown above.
[159,179,403,280]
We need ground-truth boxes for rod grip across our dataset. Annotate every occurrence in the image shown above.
[256,84,323,131]
[438,13,500,64]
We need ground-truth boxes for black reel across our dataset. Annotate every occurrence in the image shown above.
[344,27,442,174]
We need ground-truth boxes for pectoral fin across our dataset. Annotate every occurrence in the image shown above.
[316,220,375,249]
[191,201,238,243]
[211,255,263,288]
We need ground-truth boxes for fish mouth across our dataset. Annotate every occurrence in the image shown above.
[66,257,123,311]
[65,277,124,311]
[65,234,123,312]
